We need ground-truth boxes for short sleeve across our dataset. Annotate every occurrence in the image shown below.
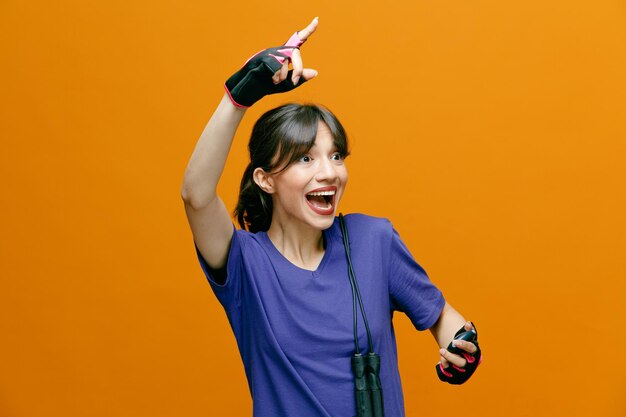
[387,228,445,331]
[194,224,244,312]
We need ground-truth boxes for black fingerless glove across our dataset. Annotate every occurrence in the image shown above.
[436,322,482,385]
[225,32,307,108]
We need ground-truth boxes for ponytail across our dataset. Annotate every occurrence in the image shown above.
[235,163,273,233]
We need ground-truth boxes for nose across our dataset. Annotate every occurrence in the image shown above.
[314,157,338,183]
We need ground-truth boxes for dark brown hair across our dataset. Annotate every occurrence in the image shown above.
[235,103,349,232]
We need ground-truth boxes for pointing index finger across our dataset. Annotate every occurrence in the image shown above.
[297,17,319,42]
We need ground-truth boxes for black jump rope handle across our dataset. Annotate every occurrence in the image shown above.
[352,353,384,417]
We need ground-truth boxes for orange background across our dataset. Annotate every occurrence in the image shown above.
[1,1,625,416]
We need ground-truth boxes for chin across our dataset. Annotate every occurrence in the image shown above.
[306,211,337,231]
[317,216,336,230]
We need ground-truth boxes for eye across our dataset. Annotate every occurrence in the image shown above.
[298,155,312,163]
[331,153,343,161]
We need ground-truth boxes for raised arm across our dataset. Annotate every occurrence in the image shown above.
[181,18,319,272]
[181,95,246,271]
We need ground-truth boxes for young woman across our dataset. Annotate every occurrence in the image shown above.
[181,17,482,417]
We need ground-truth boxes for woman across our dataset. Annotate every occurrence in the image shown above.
[181,17,482,417]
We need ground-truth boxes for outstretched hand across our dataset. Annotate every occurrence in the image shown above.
[225,17,320,108]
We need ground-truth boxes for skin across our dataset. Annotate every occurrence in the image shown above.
[181,16,478,376]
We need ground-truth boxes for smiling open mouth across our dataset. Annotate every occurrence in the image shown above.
[305,189,336,215]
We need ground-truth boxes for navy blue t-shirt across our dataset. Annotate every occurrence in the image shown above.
[195,214,445,417]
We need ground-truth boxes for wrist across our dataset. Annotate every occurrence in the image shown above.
[223,84,251,110]
[219,92,248,115]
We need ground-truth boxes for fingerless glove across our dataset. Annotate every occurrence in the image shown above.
[225,33,307,108]
[436,322,482,385]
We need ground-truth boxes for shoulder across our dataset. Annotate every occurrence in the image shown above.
[343,212,392,229]
[232,227,266,252]
[341,213,394,240]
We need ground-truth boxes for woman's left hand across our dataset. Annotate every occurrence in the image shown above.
[436,321,482,385]
[438,321,478,369]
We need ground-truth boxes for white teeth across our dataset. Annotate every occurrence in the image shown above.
[307,190,336,196]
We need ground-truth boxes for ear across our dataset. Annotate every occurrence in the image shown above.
[253,167,275,194]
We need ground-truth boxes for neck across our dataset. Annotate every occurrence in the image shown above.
[267,217,325,271]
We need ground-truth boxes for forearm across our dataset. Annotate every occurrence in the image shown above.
[429,302,467,348]
[181,93,246,208]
